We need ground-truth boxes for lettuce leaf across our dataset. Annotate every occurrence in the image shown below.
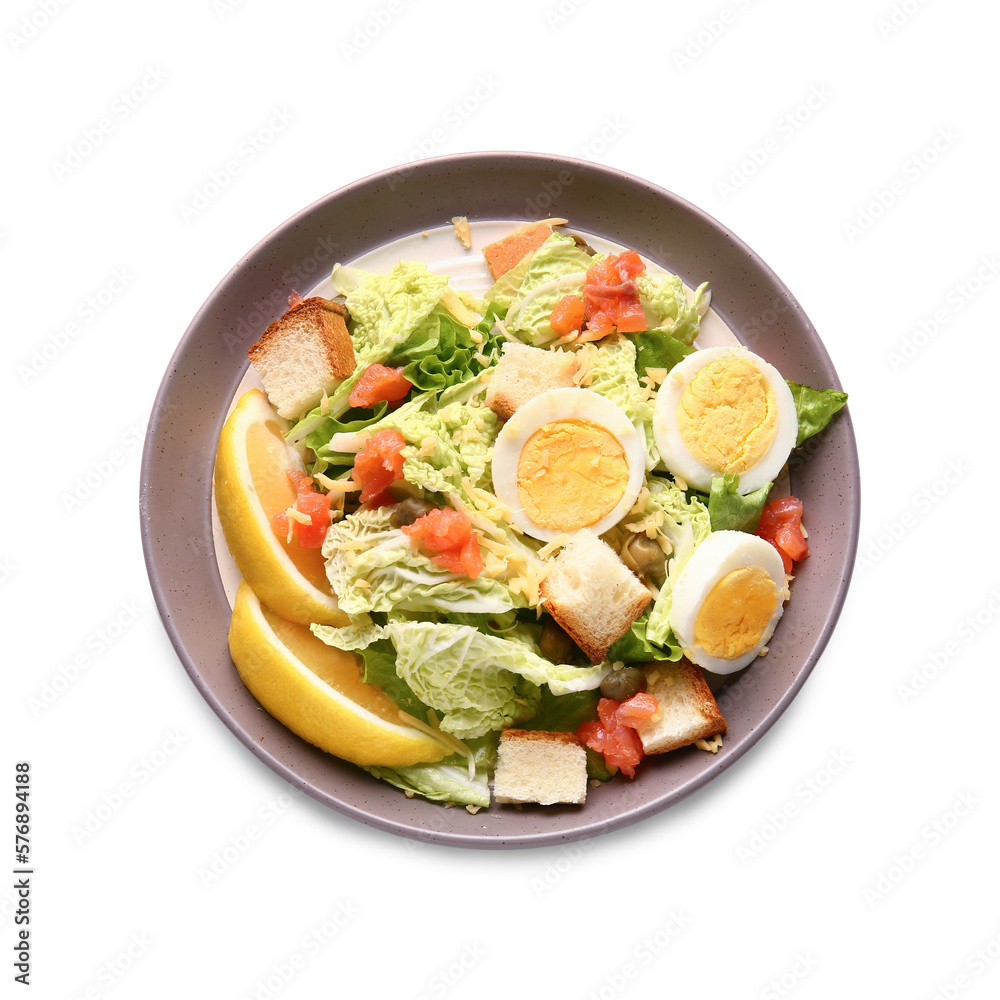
[314,396,499,500]
[707,473,772,532]
[606,614,683,664]
[355,638,433,723]
[363,761,491,808]
[584,338,657,468]
[364,732,498,808]
[481,253,533,319]
[520,687,599,733]
[382,622,608,739]
[636,274,709,346]
[787,382,849,447]
[320,508,520,617]
[642,477,712,647]
[633,328,695,378]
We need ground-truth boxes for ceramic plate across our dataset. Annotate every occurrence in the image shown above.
[140,152,858,849]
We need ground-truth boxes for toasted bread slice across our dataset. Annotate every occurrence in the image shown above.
[482,222,553,280]
[485,342,580,420]
[493,729,587,805]
[637,660,727,754]
[540,530,651,664]
[247,297,355,419]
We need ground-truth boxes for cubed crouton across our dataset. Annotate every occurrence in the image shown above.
[247,297,355,419]
[493,730,587,805]
[485,342,580,420]
[637,660,727,754]
[540,530,651,664]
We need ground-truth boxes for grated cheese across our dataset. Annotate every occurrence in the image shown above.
[285,507,312,526]
[537,535,570,559]
[694,734,724,753]
[314,474,362,493]
[398,709,476,778]
[451,216,472,249]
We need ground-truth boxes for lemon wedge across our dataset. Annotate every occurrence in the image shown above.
[214,389,346,625]
[229,581,448,766]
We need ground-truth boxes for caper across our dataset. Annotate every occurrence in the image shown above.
[600,667,647,702]
[540,617,579,664]
[389,496,436,527]
[330,295,351,322]
[562,231,598,255]
[621,533,667,578]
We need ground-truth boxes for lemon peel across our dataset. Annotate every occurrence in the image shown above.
[229,582,447,766]
[214,389,346,625]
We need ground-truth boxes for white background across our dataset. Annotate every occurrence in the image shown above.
[5,1,999,997]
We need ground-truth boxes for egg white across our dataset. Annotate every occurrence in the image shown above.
[652,346,797,494]
[491,387,646,542]
[670,530,788,675]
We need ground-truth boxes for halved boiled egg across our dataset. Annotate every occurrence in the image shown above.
[670,530,788,675]
[491,387,645,542]
[652,346,797,494]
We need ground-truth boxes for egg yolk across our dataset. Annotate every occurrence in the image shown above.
[676,356,777,474]
[517,419,628,530]
[694,566,778,660]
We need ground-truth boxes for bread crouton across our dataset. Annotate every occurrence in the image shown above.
[485,342,580,420]
[540,530,651,664]
[482,222,553,280]
[493,730,587,805]
[636,660,727,754]
[247,297,355,419]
